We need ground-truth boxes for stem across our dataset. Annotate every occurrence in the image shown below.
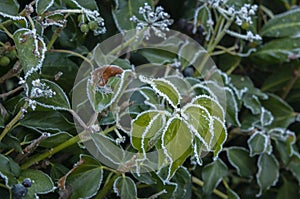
[281,69,299,99]
[20,126,116,169]
[94,173,120,199]
[192,176,228,199]
[68,109,88,129]
[0,24,13,39]
[259,5,274,19]
[49,49,93,66]
[0,103,27,142]
[0,86,23,98]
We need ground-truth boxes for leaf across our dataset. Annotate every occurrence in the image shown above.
[39,132,73,148]
[251,37,300,64]
[90,133,125,166]
[226,147,255,178]
[182,104,212,149]
[210,116,227,159]
[113,176,137,199]
[66,0,98,10]
[20,111,74,131]
[261,94,295,128]
[171,167,192,199]
[130,110,167,153]
[256,153,279,197]
[140,76,181,109]
[161,117,193,180]
[191,95,225,121]
[33,79,71,110]
[277,180,299,199]
[19,169,55,198]
[287,153,300,185]
[139,49,177,64]
[66,155,103,199]
[0,0,19,16]
[0,154,19,188]
[202,158,228,194]
[13,28,46,79]
[88,70,133,113]
[112,0,153,32]
[227,187,240,199]
[260,8,300,37]
[247,131,270,156]
[36,0,54,15]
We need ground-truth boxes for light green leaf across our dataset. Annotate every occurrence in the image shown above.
[130,110,167,152]
[248,131,269,156]
[140,76,181,108]
[66,155,103,199]
[162,117,193,180]
[260,8,300,37]
[113,176,137,199]
[0,0,19,16]
[13,29,46,78]
[226,147,255,178]
[33,79,71,110]
[202,158,228,194]
[112,0,153,32]
[256,153,279,197]
[19,169,55,199]
[36,0,54,15]
[182,104,212,149]
[211,116,227,159]
[191,95,225,121]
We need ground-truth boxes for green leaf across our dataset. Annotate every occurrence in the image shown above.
[0,0,19,16]
[227,187,240,199]
[139,49,177,64]
[19,169,55,199]
[162,117,193,180]
[261,94,295,128]
[260,8,300,37]
[113,176,137,199]
[251,37,300,64]
[0,154,19,187]
[226,147,255,178]
[191,95,225,121]
[287,153,300,184]
[256,153,279,197]
[88,70,133,113]
[65,0,98,10]
[171,167,192,199]
[130,110,167,152]
[277,180,299,199]
[33,79,71,110]
[112,0,153,32]
[182,104,212,149]
[202,158,228,194]
[39,132,73,148]
[36,0,54,15]
[247,131,269,156]
[210,116,227,159]
[66,155,103,199]
[140,76,181,108]
[13,29,46,78]
[20,111,74,131]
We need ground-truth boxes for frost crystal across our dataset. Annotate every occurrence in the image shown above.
[30,79,56,98]
[28,99,37,110]
[130,3,173,39]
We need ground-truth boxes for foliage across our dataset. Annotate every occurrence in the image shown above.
[0,0,299,198]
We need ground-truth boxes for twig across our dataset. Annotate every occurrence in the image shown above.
[0,86,23,98]
[192,176,228,199]
[0,61,22,83]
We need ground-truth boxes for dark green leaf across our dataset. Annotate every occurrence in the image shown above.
[256,153,279,197]
[36,0,54,15]
[0,154,19,187]
[39,132,73,148]
[202,158,228,194]
[260,8,300,37]
[277,180,299,199]
[171,167,192,199]
[226,147,255,177]
[113,176,137,199]
[288,153,300,184]
[227,187,240,199]
[19,169,55,198]
[248,131,269,156]
[65,0,98,10]
[66,155,103,199]
[0,0,19,16]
